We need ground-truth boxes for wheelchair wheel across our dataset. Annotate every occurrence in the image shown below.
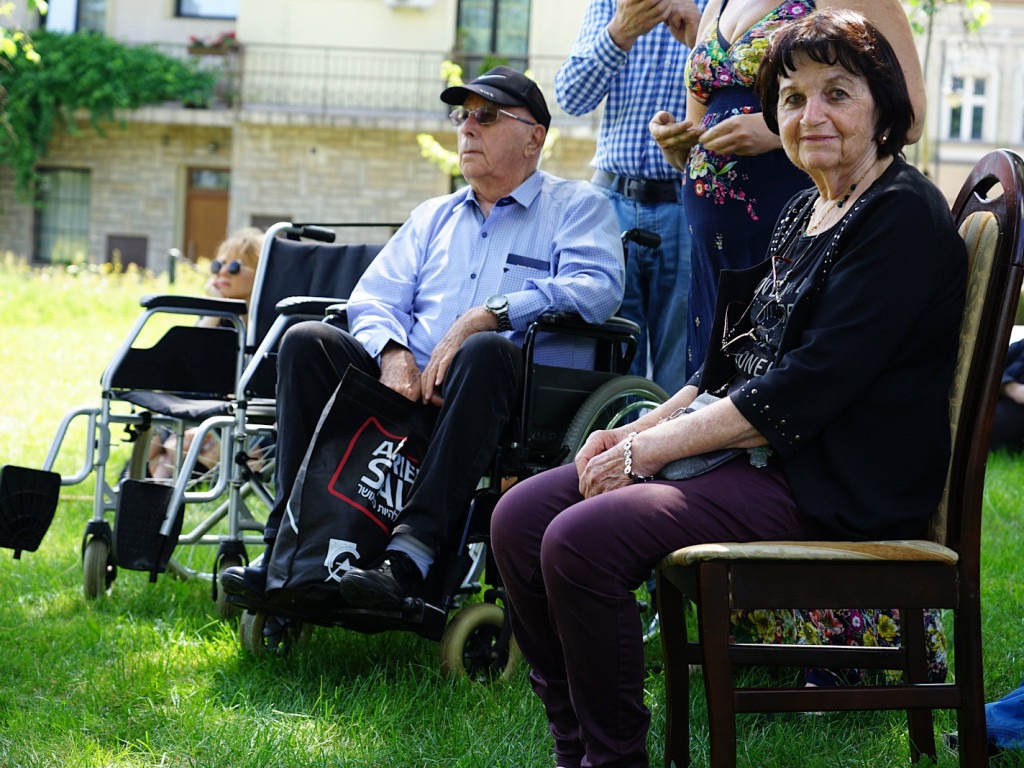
[562,375,670,457]
[82,536,115,599]
[439,602,522,683]
[238,610,312,658]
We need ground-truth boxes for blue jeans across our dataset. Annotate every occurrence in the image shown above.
[596,183,690,394]
[988,678,1024,750]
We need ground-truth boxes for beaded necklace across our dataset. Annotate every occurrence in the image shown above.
[805,163,877,235]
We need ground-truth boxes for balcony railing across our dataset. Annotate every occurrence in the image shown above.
[156,43,600,131]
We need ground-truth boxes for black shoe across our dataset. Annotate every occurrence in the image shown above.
[220,564,268,603]
[338,551,424,610]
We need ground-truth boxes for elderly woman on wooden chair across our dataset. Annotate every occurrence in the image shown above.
[490,10,967,768]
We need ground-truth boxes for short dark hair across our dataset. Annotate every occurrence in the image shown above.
[755,9,913,158]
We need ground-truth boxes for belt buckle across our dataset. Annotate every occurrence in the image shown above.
[624,177,640,199]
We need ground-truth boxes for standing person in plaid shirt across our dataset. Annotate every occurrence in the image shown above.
[556,0,706,395]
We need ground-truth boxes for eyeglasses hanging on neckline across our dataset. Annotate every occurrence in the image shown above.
[449,106,537,127]
[721,299,788,358]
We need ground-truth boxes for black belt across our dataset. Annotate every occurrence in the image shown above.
[591,170,679,204]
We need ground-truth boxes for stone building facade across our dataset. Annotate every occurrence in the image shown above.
[1,0,602,269]
[4,1,1024,269]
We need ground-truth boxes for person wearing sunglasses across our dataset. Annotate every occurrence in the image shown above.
[197,227,263,328]
[490,13,965,767]
[146,227,264,478]
[221,67,624,611]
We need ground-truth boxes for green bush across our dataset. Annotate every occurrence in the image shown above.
[0,31,215,200]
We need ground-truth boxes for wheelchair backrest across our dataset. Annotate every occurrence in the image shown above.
[249,238,383,350]
[245,230,388,398]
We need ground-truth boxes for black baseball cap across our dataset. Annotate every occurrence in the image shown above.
[440,65,551,130]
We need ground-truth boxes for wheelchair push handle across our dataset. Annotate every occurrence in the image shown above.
[274,223,338,243]
[295,225,336,243]
[621,228,662,250]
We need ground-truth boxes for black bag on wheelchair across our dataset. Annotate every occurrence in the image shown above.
[266,365,433,606]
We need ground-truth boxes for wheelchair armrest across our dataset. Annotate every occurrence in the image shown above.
[533,312,641,339]
[523,313,641,377]
[275,296,344,316]
[140,294,248,315]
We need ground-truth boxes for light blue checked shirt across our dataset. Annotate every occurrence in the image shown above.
[347,170,624,370]
[555,0,709,181]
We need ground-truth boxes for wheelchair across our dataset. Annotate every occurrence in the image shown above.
[0,222,399,617]
[228,230,671,681]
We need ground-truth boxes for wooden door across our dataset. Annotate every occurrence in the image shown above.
[184,167,230,263]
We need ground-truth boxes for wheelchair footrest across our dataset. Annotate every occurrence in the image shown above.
[113,480,184,580]
[0,465,61,558]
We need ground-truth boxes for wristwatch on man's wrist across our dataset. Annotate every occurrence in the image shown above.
[484,294,512,332]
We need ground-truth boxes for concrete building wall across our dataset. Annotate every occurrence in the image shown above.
[0,112,600,265]
[237,0,459,52]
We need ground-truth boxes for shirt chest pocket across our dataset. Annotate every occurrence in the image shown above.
[497,253,551,295]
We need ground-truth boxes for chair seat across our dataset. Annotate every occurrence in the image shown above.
[118,390,233,421]
[661,539,958,567]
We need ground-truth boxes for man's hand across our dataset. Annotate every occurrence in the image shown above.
[665,0,701,48]
[420,306,497,407]
[699,112,781,156]
[649,111,704,171]
[379,343,422,402]
[608,0,673,51]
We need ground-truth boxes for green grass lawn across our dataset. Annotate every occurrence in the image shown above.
[1,256,1022,767]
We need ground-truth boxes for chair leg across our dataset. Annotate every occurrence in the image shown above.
[954,599,990,768]
[902,607,936,763]
[657,570,693,768]
[697,563,738,768]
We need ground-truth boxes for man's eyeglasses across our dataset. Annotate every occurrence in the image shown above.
[210,259,248,275]
[449,106,537,127]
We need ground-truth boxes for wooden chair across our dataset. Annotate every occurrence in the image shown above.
[655,148,1024,768]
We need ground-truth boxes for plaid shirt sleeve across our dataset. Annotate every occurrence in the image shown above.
[555,0,627,116]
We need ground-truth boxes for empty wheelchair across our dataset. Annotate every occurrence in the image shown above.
[0,222,398,615]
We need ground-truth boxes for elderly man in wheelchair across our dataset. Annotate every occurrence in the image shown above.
[221,66,630,613]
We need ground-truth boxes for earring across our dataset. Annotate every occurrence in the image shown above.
[880,134,889,145]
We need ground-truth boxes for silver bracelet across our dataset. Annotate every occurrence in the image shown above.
[623,431,654,483]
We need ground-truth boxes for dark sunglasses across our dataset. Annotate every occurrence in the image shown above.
[210,259,247,275]
[449,106,537,127]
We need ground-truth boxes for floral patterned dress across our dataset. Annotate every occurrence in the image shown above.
[682,0,814,377]
[683,0,949,683]
[730,608,948,685]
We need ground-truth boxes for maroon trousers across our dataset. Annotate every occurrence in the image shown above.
[490,460,827,768]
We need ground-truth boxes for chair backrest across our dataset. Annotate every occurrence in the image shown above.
[931,149,1024,556]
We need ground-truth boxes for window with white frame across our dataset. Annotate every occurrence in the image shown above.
[177,0,238,19]
[44,0,105,33]
[455,0,530,80]
[33,169,92,265]
[943,55,997,143]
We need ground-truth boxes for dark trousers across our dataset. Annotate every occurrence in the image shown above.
[267,320,523,554]
[490,460,827,768]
